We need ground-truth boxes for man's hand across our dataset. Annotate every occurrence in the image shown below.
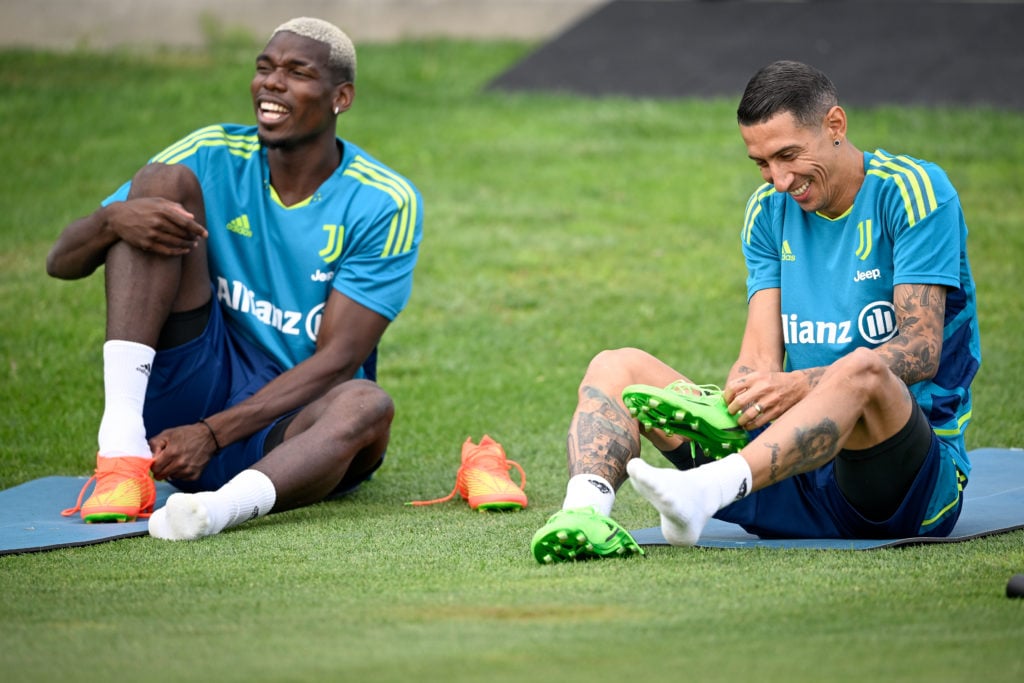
[104,198,208,255]
[47,195,210,280]
[149,423,218,481]
[723,368,821,429]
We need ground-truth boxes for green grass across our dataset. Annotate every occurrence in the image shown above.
[1,40,1023,683]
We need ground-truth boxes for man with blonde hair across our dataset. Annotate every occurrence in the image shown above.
[51,18,423,540]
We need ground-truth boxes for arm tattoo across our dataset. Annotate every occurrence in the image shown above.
[764,418,841,483]
[880,284,944,385]
[567,385,640,485]
[801,367,825,389]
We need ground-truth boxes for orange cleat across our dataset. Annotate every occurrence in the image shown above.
[61,455,156,523]
[407,435,527,511]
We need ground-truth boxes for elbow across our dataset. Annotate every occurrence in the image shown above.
[45,246,95,280]
[45,250,65,279]
[894,339,942,386]
[45,251,78,280]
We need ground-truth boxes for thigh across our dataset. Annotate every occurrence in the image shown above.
[716,429,962,539]
[144,293,233,435]
[583,347,691,390]
[834,399,933,522]
[146,295,289,491]
[124,163,211,314]
[715,463,847,538]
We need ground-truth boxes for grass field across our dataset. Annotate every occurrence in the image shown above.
[1,39,1023,683]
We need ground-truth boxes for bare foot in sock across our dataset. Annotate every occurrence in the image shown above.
[148,492,220,541]
[627,458,712,546]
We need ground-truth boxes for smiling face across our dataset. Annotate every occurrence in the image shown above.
[250,31,351,151]
[740,107,859,219]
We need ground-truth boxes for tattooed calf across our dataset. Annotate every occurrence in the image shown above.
[567,385,640,483]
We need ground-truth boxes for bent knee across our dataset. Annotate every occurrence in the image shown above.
[833,347,898,394]
[327,379,395,424]
[128,163,203,203]
[587,347,652,375]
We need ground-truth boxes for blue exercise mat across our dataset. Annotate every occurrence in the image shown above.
[2,449,1020,555]
[631,447,1024,550]
[0,477,178,556]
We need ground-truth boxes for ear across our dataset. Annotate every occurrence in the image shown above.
[824,105,847,140]
[332,82,355,116]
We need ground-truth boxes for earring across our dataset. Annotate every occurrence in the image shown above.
[333,107,340,115]
[833,139,841,147]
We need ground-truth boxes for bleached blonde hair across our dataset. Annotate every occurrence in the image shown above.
[271,17,356,83]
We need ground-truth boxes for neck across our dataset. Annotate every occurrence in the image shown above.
[827,144,865,218]
[266,134,341,207]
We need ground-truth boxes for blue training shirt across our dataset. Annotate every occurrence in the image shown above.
[741,149,981,476]
[104,124,423,372]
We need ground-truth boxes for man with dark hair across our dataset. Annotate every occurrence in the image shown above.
[50,17,423,540]
[530,60,980,563]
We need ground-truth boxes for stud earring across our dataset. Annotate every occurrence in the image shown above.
[333,107,340,115]
[833,139,841,147]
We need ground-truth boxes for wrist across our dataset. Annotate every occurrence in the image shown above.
[199,418,222,452]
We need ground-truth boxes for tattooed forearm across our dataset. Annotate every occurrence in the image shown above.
[879,284,945,385]
[765,418,841,482]
[800,367,825,389]
[567,385,640,485]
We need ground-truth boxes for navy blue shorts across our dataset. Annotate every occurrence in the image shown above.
[708,421,964,540]
[143,295,379,494]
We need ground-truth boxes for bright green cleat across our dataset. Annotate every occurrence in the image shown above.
[622,381,749,460]
[531,506,644,564]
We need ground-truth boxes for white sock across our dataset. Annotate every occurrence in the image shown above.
[628,454,752,546]
[562,473,616,517]
[148,470,277,541]
[97,340,155,459]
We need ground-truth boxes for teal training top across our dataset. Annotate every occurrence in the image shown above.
[741,149,980,477]
[104,124,423,372]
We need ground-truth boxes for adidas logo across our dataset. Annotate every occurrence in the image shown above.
[781,240,796,262]
[136,362,152,377]
[226,214,253,238]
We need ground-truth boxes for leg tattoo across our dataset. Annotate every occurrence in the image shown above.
[763,418,841,484]
[568,385,640,486]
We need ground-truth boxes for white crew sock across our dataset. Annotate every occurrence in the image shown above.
[628,453,752,546]
[97,340,156,459]
[562,473,616,517]
[148,469,277,541]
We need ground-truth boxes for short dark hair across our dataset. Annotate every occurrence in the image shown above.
[737,60,838,128]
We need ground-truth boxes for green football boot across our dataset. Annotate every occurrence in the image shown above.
[531,506,644,564]
[622,381,749,460]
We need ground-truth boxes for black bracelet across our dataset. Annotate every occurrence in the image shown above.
[199,418,222,451]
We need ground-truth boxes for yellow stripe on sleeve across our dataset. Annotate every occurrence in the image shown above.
[343,155,418,257]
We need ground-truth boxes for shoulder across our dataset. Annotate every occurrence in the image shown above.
[150,124,261,165]
[863,149,958,219]
[742,182,785,241]
[338,140,421,206]
[744,181,778,208]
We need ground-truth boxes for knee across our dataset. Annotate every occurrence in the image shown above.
[322,380,395,436]
[128,163,204,209]
[832,347,894,396]
[585,347,646,378]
